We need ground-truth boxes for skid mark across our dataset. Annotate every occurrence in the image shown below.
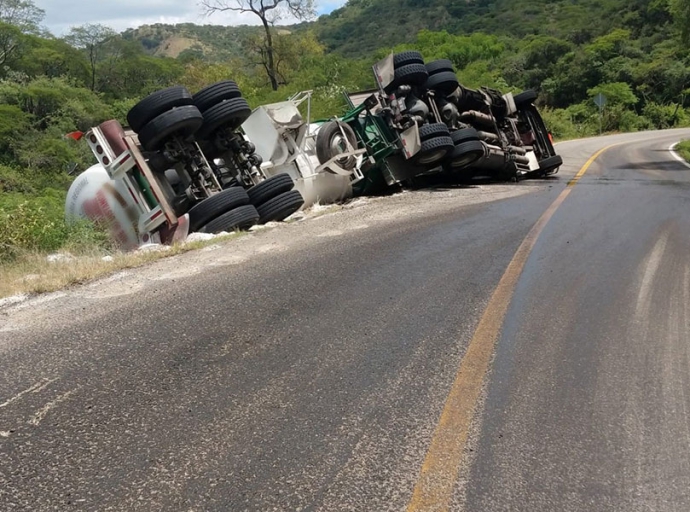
[635,232,669,318]
[0,378,56,409]
[28,387,80,426]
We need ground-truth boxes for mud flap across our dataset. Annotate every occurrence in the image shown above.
[400,124,421,159]
[373,53,395,92]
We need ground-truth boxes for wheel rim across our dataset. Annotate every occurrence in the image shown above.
[329,133,355,168]
[451,153,480,168]
[417,150,447,165]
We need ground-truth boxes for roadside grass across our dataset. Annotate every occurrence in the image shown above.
[0,232,244,300]
[675,140,690,163]
[0,200,344,301]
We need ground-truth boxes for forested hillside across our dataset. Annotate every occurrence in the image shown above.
[1,0,690,260]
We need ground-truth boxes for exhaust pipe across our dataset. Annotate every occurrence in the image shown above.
[477,130,499,143]
[459,110,496,127]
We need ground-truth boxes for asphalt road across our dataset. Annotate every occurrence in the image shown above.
[1,129,690,511]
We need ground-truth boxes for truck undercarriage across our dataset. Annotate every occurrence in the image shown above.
[65,50,563,250]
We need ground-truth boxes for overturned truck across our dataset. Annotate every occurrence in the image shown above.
[312,51,562,193]
[65,50,562,250]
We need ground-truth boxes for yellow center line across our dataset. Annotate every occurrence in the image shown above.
[406,144,617,512]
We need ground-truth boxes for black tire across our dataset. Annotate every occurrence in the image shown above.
[450,127,480,145]
[247,173,295,206]
[419,123,450,142]
[394,51,424,68]
[411,135,454,166]
[315,121,359,169]
[514,90,538,108]
[385,63,429,94]
[200,205,260,234]
[539,154,563,172]
[446,140,485,169]
[193,80,242,113]
[426,59,454,76]
[425,71,460,95]
[187,187,250,232]
[137,105,203,152]
[127,86,193,133]
[256,189,304,224]
[197,97,252,139]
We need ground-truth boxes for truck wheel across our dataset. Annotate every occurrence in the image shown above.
[538,154,563,173]
[200,204,260,234]
[385,63,429,94]
[425,59,454,76]
[425,71,460,95]
[247,173,295,206]
[197,97,252,139]
[188,186,250,232]
[445,140,485,169]
[412,135,454,166]
[256,189,304,224]
[419,122,450,142]
[127,86,194,133]
[138,105,204,152]
[394,51,424,68]
[514,90,538,108]
[450,127,480,145]
[193,80,242,113]
[315,121,358,169]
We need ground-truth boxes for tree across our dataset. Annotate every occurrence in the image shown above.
[201,0,315,90]
[64,24,116,91]
[669,0,690,43]
[0,0,44,32]
[0,0,44,70]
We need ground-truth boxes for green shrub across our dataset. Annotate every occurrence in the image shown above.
[675,140,690,163]
[0,195,112,261]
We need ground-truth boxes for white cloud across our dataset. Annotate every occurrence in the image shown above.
[34,0,347,36]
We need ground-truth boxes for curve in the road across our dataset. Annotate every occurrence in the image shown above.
[405,143,620,511]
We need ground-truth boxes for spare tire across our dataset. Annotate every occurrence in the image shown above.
[200,204,260,234]
[127,86,194,133]
[197,97,252,139]
[247,173,295,206]
[394,51,424,68]
[187,186,250,232]
[137,105,203,152]
[256,190,304,224]
[419,123,450,142]
[193,80,242,113]
[514,90,538,108]
[425,71,460,95]
[425,59,454,76]
[315,121,358,169]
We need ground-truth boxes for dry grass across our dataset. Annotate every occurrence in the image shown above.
[0,201,347,301]
[0,233,243,300]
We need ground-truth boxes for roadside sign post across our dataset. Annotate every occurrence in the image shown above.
[594,93,607,135]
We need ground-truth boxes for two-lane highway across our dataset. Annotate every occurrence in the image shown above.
[1,129,689,511]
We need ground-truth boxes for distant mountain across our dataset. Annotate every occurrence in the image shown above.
[308,0,669,57]
[121,23,264,61]
[121,0,671,61]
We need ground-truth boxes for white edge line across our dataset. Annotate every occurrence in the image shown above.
[668,142,690,169]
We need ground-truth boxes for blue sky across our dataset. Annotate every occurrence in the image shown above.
[35,0,347,36]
